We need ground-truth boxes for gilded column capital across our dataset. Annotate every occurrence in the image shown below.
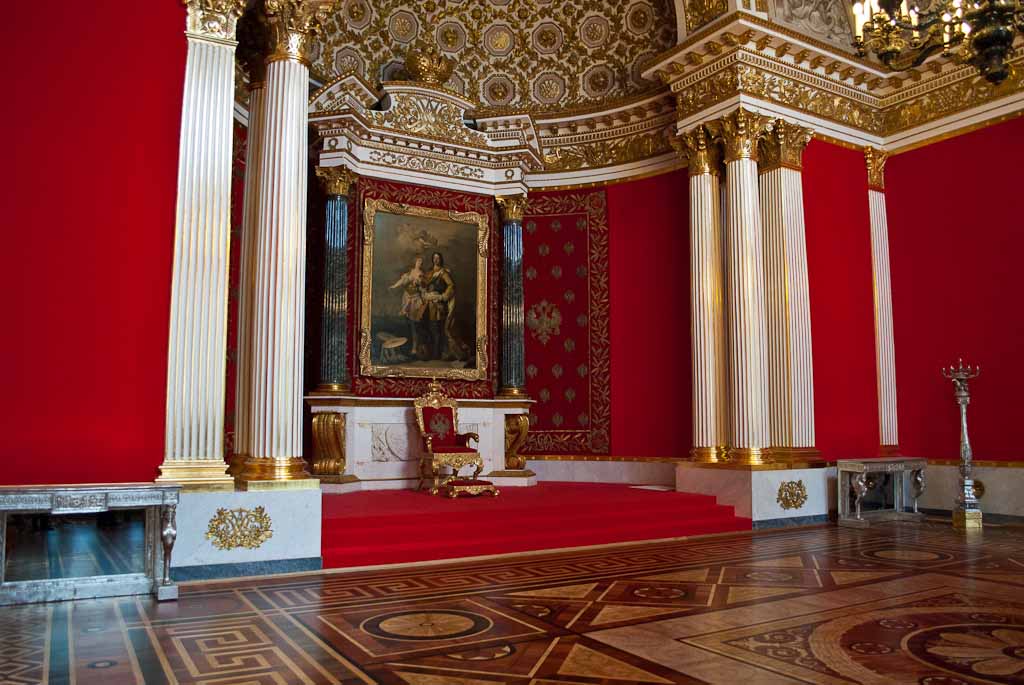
[865,146,888,191]
[707,107,775,164]
[265,0,340,66]
[183,0,246,41]
[759,120,813,172]
[316,165,356,197]
[496,195,528,223]
[680,125,721,177]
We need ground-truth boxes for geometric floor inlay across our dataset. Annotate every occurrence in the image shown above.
[16,519,1024,684]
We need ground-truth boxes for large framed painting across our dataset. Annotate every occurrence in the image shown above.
[359,199,489,381]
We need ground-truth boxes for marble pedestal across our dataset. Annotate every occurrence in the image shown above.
[676,463,835,528]
[170,489,321,580]
[307,395,534,491]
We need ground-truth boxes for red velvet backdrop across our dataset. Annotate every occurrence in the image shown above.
[1,2,186,485]
[802,140,880,459]
[608,170,692,457]
[887,117,1024,461]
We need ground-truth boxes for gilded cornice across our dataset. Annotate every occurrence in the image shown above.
[265,0,339,66]
[364,91,488,148]
[680,125,722,176]
[496,195,528,223]
[183,0,246,41]
[706,107,775,162]
[759,119,814,171]
[864,147,887,191]
[316,165,356,196]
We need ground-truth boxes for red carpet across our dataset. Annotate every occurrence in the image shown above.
[321,482,751,569]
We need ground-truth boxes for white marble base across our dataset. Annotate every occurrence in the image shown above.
[915,463,1024,518]
[675,464,835,524]
[486,473,538,487]
[527,460,676,485]
[172,489,321,569]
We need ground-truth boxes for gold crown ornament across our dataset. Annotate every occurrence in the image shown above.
[403,41,454,85]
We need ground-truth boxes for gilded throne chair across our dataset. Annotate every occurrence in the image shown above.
[413,382,499,498]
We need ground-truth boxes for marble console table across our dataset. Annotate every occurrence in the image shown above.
[837,458,927,528]
[0,483,180,605]
[306,394,535,491]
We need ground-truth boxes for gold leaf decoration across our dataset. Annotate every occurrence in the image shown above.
[777,480,808,511]
[206,506,274,550]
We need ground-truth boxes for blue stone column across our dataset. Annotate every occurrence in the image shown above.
[497,196,528,397]
[315,166,355,393]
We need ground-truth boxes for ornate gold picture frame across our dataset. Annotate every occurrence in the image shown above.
[360,198,489,381]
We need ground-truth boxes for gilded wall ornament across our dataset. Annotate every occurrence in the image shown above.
[542,129,673,172]
[184,0,246,40]
[777,480,809,510]
[365,93,488,147]
[311,412,346,480]
[206,506,274,550]
[864,146,888,191]
[759,120,814,172]
[526,301,562,345]
[686,0,729,33]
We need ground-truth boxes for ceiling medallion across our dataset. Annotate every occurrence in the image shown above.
[483,74,516,105]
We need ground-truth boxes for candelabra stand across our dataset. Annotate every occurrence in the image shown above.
[941,359,982,531]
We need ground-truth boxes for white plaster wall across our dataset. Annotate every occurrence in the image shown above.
[172,490,321,568]
[529,460,676,486]
[915,464,1024,517]
[751,467,834,521]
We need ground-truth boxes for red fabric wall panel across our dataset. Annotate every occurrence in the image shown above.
[0,3,186,484]
[607,169,692,457]
[887,117,1024,461]
[802,140,880,459]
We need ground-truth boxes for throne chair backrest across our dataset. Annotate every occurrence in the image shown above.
[413,381,460,448]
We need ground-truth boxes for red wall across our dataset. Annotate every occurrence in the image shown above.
[887,117,1024,461]
[0,3,186,484]
[803,140,880,459]
[608,170,693,457]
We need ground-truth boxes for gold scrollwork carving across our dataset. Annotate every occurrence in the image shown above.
[864,146,888,191]
[365,93,488,147]
[206,506,274,550]
[686,0,729,32]
[542,128,673,171]
[707,106,775,163]
[759,119,813,172]
[504,414,530,470]
[777,480,809,510]
[311,413,346,480]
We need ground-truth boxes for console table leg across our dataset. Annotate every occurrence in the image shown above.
[912,468,925,514]
[158,504,178,601]
[852,473,868,521]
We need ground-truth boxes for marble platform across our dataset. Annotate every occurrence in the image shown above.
[914,462,1024,520]
[171,489,321,580]
[527,459,676,485]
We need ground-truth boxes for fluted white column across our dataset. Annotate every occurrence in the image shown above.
[230,61,267,477]
[709,108,775,465]
[682,126,727,462]
[759,121,817,461]
[240,1,335,487]
[158,1,245,490]
[866,148,899,452]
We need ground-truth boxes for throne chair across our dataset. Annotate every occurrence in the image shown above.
[413,382,499,498]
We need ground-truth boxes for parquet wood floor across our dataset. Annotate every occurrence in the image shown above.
[6,521,1024,684]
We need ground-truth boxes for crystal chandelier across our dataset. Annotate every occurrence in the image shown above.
[852,0,1024,83]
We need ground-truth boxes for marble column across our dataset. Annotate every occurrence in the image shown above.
[315,166,356,394]
[708,108,775,466]
[865,147,900,454]
[496,195,528,399]
[158,0,245,491]
[758,120,818,462]
[230,17,269,479]
[682,125,728,463]
[239,0,337,488]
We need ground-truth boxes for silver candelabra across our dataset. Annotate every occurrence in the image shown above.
[941,359,982,531]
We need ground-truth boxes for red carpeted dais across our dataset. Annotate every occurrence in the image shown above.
[321,482,750,569]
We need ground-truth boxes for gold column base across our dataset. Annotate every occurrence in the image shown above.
[770,447,822,464]
[497,386,529,398]
[953,509,983,530]
[226,453,248,478]
[879,444,901,457]
[726,447,773,466]
[690,446,727,463]
[315,383,351,394]
[487,469,537,478]
[238,456,314,487]
[156,460,235,492]
[316,474,360,485]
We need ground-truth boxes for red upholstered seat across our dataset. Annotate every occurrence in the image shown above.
[431,446,477,454]
[422,406,458,447]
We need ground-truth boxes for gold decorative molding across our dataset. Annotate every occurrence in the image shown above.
[680,124,721,176]
[504,414,530,471]
[864,146,888,191]
[156,459,234,492]
[316,165,356,196]
[265,0,339,66]
[365,92,489,148]
[206,506,274,550]
[496,195,528,223]
[759,120,814,172]
[542,128,673,172]
[707,107,775,163]
[183,0,246,40]
[404,42,455,86]
[777,480,809,510]
[686,0,729,33]
[311,412,347,482]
